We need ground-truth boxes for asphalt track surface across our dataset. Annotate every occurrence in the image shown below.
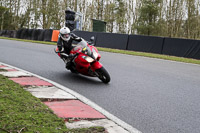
[1,39,200,133]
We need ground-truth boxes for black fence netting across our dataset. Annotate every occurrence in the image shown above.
[72,30,98,44]
[44,29,53,42]
[10,30,17,38]
[95,32,128,50]
[2,29,53,42]
[37,29,45,41]
[0,30,15,37]
[27,29,34,40]
[0,30,3,36]
[1,30,8,37]
[31,29,38,40]
[163,38,200,59]
[15,29,23,38]
[127,35,164,54]
[20,29,29,39]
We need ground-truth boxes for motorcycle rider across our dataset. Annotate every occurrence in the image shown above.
[57,27,82,69]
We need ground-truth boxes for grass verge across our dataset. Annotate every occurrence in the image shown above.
[0,74,105,133]
[0,69,7,72]
[1,36,200,65]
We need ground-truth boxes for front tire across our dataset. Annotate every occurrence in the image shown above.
[96,67,110,83]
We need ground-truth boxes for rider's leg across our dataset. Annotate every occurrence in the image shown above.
[65,54,77,69]
[65,46,76,69]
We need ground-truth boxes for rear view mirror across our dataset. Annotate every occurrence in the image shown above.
[90,36,95,42]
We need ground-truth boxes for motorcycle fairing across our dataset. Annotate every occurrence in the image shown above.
[91,61,102,71]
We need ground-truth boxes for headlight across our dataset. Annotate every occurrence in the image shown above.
[92,48,98,59]
[82,56,94,63]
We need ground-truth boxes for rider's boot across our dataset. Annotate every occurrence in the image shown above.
[64,54,76,70]
[60,53,78,70]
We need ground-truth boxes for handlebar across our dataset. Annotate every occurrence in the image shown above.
[54,48,65,53]
[87,41,94,46]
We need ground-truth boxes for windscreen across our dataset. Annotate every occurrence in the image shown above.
[76,40,92,56]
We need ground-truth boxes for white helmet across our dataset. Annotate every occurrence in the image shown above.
[59,27,70,41]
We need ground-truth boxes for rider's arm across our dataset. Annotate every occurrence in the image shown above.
[71,33,82,42]
[57,35,63,51]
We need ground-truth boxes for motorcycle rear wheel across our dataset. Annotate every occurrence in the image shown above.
[96,67,110,83]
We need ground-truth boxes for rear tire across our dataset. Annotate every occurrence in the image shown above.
[96,67,110,83]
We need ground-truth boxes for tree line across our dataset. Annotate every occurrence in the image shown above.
[0,0,200,39]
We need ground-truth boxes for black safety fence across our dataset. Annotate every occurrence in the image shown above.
[0,30,3,36]
[163,37,200,59]
[0,30,7,37]
[44,29,53,42]
[27,29,33,40]
[127,35,164,54]
[13,28,53,42]
[15,29,23,38]
[72,30,98,44]
[0,30,16,38]
[72,31,129,50]
[20,29,29,39]
[1,29,200,60]
[37,29,45,41]
[31,29,41,40]
[95,32,128,50]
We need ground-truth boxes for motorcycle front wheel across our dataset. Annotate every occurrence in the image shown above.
[96,67,110,83]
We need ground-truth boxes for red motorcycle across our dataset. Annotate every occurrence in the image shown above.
[55,38,110,83]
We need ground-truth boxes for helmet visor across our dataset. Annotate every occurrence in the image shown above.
[62,33,70,39]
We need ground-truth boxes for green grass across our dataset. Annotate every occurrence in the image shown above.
[0,74,105,133]
[1,36,200,65]
[0,69,7,72]
[70,127,106,133]
[0,75,68,133]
